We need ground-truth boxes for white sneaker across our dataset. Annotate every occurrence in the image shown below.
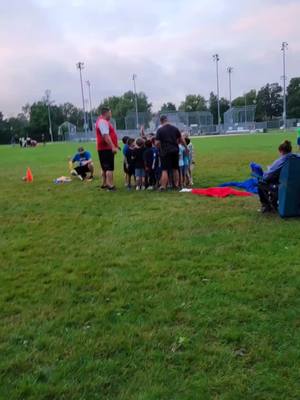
[71,169,83,181]
[136,186,140,191]
[141,186,146,191]
[147,186,154,191]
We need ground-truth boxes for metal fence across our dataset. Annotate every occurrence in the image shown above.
[64,116,300,142]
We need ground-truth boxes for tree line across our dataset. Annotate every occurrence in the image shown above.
[0,78,300,144]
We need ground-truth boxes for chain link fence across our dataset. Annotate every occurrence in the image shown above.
[64,110,300,142]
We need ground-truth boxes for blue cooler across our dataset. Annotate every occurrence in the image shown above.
[278,156,300,218]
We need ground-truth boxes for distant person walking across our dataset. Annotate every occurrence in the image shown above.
[156,115,187,190]
[95,107,119,191]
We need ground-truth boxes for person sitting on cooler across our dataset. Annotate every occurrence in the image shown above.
[258,140,295,213]
[71,147,94,181]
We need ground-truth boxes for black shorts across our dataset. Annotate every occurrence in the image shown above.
[98,150,115,172]
[75,164,91,178]
[161,152,179,171]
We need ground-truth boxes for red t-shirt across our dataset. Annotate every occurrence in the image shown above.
[96,116,118,151]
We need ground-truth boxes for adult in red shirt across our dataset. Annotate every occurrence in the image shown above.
[96,107,119,190]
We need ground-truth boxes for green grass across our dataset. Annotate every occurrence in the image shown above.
[1,132,300,399]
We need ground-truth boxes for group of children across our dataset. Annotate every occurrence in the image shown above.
[122,133,194,190]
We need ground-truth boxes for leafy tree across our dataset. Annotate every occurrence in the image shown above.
[96,91,152,129]
[287,77,300,118]
[0,112,10,144]
[28,101,65,141]
[0,112,27,144]
[232,90,257,108]
[255,83,283,121]
[61,103,84,127]
[209,92,230,124]
[7,114,28,138]
[28,101,49,139]
[160,102,177,113]
[179,95,207,112]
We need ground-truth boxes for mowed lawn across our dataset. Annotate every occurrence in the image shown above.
[1,132,300,400]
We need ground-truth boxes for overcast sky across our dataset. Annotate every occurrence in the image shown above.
[1,0,300,116]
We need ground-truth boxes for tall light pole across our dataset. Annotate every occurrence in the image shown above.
[213,54,221,133]
[45,89,53,142]
[244,92,247,127]
[76,62,88,134]
[281,42,288,130]
[86,80,94,132]
[132,74,139,130]
[227,67,233,109]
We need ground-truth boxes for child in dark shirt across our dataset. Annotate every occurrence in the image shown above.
[122,136,130,186]
[143,139,157,190]
[133,138,146,190]
[124,138,136,189]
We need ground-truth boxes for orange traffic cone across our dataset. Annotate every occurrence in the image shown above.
[26,167,33,182]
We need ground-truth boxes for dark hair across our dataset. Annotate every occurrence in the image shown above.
[278,140,292,154]
[101,107,110,115]
[122,136,129,144]
[145,139,152,148]
[185,138,190,145]
[160,115,168,124]
[78,147,84,152]
[136,137,144,147]
[128,138,135,146]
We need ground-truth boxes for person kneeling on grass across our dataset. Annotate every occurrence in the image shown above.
[71,147,94,181]
[258,140,295,213]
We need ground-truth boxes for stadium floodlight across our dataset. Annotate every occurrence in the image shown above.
[281,42,288,131]
[244,92,247,126]
[227,67,233,109]
[132,74,139,130]
[213,54,221,133]
[44,89,53,142]
[76,62,88,135]
[86,80,94,132]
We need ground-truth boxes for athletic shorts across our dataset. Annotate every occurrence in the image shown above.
[98,150,114,172]
[161,152,179,171]
[75,164,90,178]
[135,168,145,178]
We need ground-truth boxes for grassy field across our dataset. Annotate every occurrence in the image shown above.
[1,132,300,400]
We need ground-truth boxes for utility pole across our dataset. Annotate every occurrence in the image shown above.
[227,67,233,109]
[281,42,288,130]
[45,89,53,142]
[132,74,139,130]
[213,54,221,133]
[86,80,94,132]
[76,62,88,134]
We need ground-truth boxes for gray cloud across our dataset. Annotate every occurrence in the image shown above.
[0,0,300,116]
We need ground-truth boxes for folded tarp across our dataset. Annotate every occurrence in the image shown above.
[191,187,253,198]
